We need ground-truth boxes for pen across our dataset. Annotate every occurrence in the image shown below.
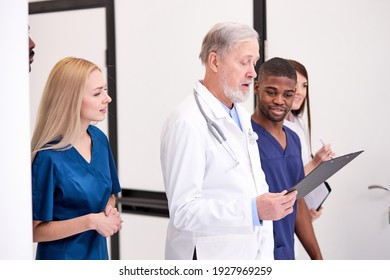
[320,138,333,159]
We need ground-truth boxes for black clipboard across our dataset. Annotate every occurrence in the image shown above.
[287,150,364,199]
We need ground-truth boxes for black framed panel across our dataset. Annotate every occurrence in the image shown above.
[253,0,266,108]
[120,189,169,218]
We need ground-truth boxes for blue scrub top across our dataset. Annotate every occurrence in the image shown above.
[32,125,121,260]
[251,120,304,260]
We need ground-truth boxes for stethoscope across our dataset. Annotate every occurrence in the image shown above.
[194,89,258,167]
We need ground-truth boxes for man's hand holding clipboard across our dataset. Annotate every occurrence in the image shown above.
[287,150,364,199]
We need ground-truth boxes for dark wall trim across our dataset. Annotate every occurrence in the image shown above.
[253,0,267,109]
[29,0,109,13]
[254,0,266,69]
[29,0,119,260]
[119,189,169,218]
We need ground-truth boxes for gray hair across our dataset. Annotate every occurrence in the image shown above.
[199,22,259,65]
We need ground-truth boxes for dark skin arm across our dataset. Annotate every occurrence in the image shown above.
[295,198,323,259]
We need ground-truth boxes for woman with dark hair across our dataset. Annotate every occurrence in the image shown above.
[284,59,335,220]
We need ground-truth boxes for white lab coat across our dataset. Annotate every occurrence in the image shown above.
[160,80,274,260]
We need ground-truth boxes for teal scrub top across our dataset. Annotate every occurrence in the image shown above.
[32,125,121,260]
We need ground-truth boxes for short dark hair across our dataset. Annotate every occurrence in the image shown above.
[258,57,297,83]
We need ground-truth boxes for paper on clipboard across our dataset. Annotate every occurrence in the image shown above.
[287,150,364,199]
[304,182,331,211]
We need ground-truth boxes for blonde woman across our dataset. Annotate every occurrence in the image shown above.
[31,57,122,260]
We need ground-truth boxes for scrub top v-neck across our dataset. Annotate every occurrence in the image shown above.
[32,125,121,260]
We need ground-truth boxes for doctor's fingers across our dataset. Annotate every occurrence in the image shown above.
[259,203,293,221]
[256,193,291,221]
[280,205,294,219]
[256,190,295,205]
[282,189,297,200]
[282,193,297,208]
[268,200,295,221]
[276,194,296,218]
[272,191,296,220]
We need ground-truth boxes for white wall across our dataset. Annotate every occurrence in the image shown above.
[116,0,254,193]
[0,0,33,259]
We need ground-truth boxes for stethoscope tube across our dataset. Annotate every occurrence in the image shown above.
[193,89,239,166]
[193,90,226,144]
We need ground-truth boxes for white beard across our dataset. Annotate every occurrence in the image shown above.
[223,84,250,103]
[221,71,250,103]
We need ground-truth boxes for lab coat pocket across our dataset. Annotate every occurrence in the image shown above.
[195,233,257,260]
[207,141,240,172]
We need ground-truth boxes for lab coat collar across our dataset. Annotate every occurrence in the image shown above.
[194,80,232,120]
[194,80,253,137]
